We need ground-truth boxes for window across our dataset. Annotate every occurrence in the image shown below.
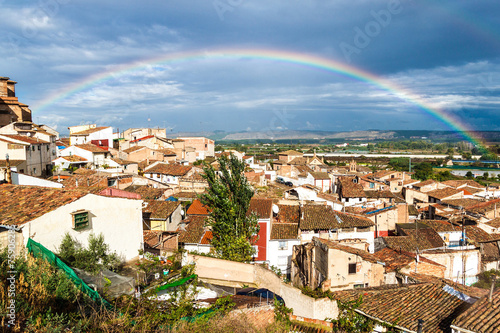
[354,283,368,289]
[348,263,357,274]
[37,145,40,151]
[32,146,35,151]
[46,145,49,151]
[71,210,89,230]
[369,182,375,189]
[277,256,288,266]
[278,241,287,250]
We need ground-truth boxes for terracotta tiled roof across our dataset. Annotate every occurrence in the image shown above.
[486,217,500,228]
[314,237,379,263]
[276,204,300,224]
[200,230,213,245]
[75,143,108,153]
[338,176,365,198]
[143,230,177,250]
[288,157,308,165]
[278,150,303,156]
[1,134,49,144]
[73,168,94,175]
[248,198,273,219]
[422,220,461,232]
[123,185,165,200]
[408,205,419,216]
[441,198,484,209]
[270,223,298,240]
[178,216,207,244]
[123,146,147,154]
[111,158,137,165]
[372,247,444,271]
[155,148,177,156]
[0,159,25,167]
[333,282,473,333]
[174,191,199,200]
[186,199,211,215]
[462,186,484,194]
[71,126,110,135]
[316,192,341,203]
[415,179,437,187]
[130,135,154,143]
[58,155,88,162]
[0,184,88,226]
[145,163,192,176]
[300,205,373,231]
[310,172,329,180]
[61,172,109,189]
[398,224,445,249]
[467,198,500,215]
[427,187,463,200]
[452,289,500,332]
[441,179,485,189]
[383,226,445,252]
[143,201,179,219]
[404,272,488,299]
[363,190,396,199]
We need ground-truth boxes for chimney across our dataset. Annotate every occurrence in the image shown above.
[5,154,12,184]
[417,319,424,333]
[489,275,497,303]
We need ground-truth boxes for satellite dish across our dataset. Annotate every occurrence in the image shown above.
[272,204,279,215]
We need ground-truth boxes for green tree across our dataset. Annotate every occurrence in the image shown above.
[466,171,474,179]
[413,162,433,181]
[199,154,260,262]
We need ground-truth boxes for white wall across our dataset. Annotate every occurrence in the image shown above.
[268,239,300,274]
[12,172,63,188]
[20,194,143,261]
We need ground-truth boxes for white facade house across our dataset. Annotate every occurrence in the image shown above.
[69,124,113,148]
[268,236,300,275]
[0,186,143,261]
[58,144,110,169]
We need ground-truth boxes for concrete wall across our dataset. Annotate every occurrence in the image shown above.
[20,194,143,261]
[423,249,480,286]
[185,254,339,320]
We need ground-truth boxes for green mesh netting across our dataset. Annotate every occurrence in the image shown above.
[26,238,112,309]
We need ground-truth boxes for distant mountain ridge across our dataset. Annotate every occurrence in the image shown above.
[170,130,500,143]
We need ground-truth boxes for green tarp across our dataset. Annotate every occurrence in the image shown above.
[26,238,112,309]
[156,274,197,292]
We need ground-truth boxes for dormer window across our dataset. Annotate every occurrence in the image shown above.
[71,210,89,230]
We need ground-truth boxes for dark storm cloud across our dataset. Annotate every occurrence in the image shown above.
[0,0,499,133]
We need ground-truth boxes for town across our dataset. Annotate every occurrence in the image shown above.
[1,76,500,332]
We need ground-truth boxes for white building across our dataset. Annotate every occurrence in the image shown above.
[0,185,143,261]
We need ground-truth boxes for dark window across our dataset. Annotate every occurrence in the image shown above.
[72,211,89,230]
[32,146,35,151]
[37,145,40,151]
[348,263,357,274]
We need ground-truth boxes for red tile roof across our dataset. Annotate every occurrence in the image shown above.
[248,198,273,219]
[186,199,211,215]
[333,282,475,333]
[0,184,88,226]
[427,187,463,200]
[75,143,109,153]
[70,126,110,135]
[275,204,300,224]
[1,134,49,144]
[123,185,165,200]
[338,176,365,198]
[452,289,500,332]
[270,223,298,240]
[143,201,180,219]
[130,135,154,143]
[178,216,207,244]
[300,205,373,230]
[145,163,192,176]
[372,247,444,271]
[200,230,213,245]
[123,146,146,154]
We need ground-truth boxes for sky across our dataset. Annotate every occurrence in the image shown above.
[1,0,499,135]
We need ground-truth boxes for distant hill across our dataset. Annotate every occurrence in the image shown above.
[169,130,500,143]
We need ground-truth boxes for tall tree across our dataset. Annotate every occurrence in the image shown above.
[199,154,259,262]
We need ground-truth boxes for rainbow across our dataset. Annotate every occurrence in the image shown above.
[33,47,484,146]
